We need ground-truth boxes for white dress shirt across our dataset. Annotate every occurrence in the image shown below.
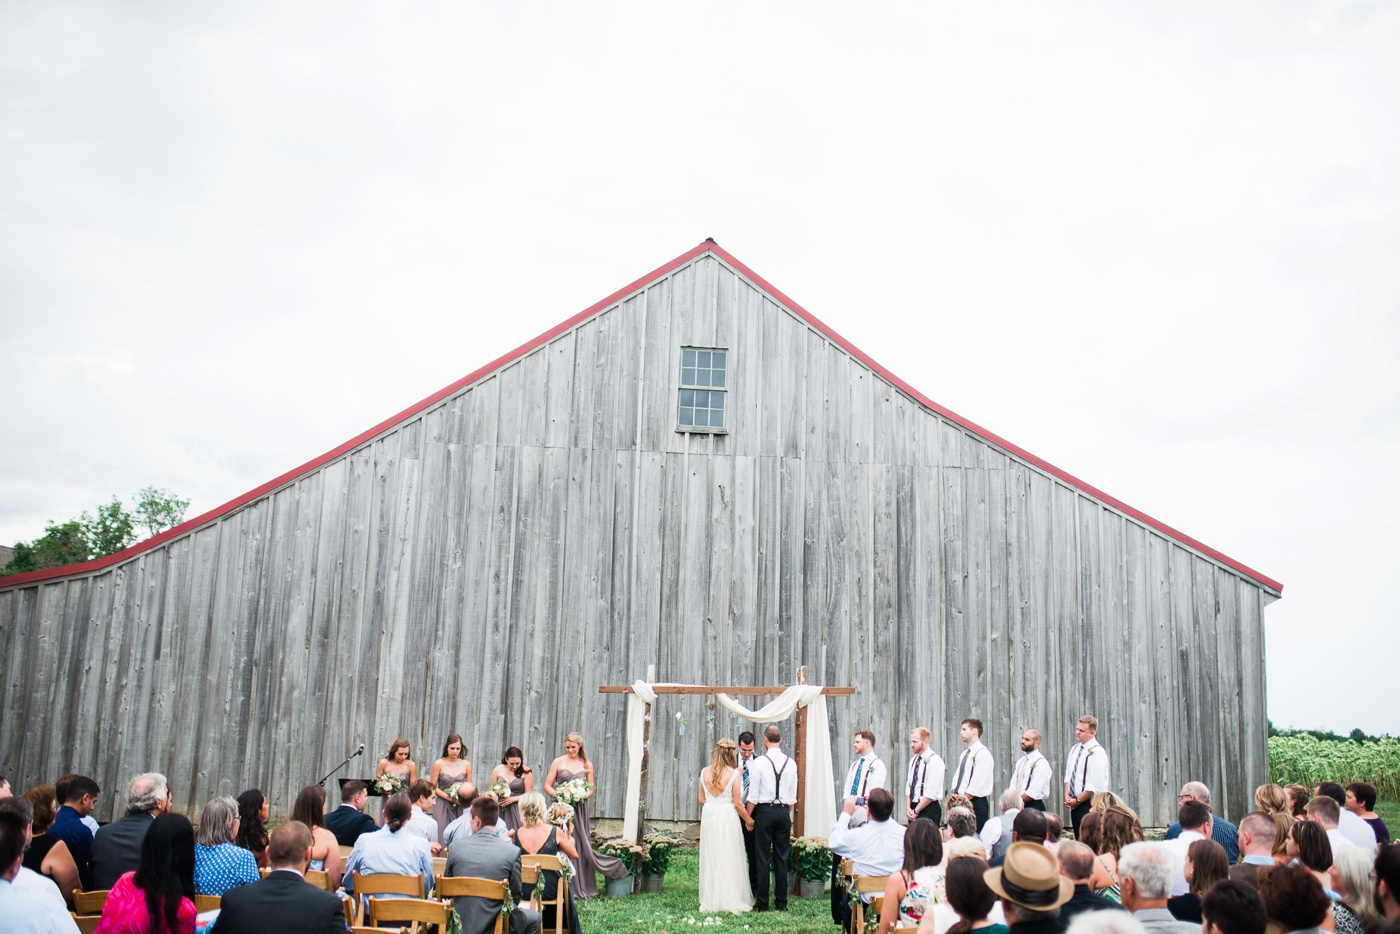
[950,741,994,798]
[906,750,946,811]
[843,753,888,798]
[0,875,80,934]
[1063,739,1109,797]
[980,807,1020,853]
[738,753,755,805]
[749,748,798,806]
[1012,751,1052,803]
[406,805,439,846]
[1162,829,1206,896]
[1336,809,1378,853]
[442,812,513,851]
[828,813,907,897]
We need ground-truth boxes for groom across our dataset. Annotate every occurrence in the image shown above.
[746,724,797,911]
[737,731,759,894]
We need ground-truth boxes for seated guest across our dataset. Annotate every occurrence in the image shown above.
[20,786,81,907]
[1044,815,1063,853]
[982,790,1022,863]
[515,792,581,934]
[1285,821,1335,899]
[1284,786,1310,821]
[990,810,1048,868]
[443,795,540,934]
[1377,843,1400,921]
[1254,785,1289,817]
[1343,782,1389,845]
[209,821,346,934]
[90,773,171,889]
[47,774,99,890]
[288,786,341,888]
[194,796,259,897]
[1164,784,1239,864]
[405,780,441,852]
[1257,863,1330,934]
[1200,881,1267,934]
[877,819,944,934]
[94,812,197,934]
[1057,841,1123,924]
[1117,842,1200,934]
[1167,839,1228,923]
[1162,801,1212,896]
[830,788,907,886]
[948,807,980,842]
[1228,813,1277,890]
[1089,808,1143,904]
[0,796,70,916]
[342,793,433,911]
[442,783,510,851]
[1313,783,1375,853]
[324,780,377,847]
[0,808,79,933]
[1328,845,1379,934]
[916,853,1006,934]
[983,842,1074,934]
[1299,800,1350,863]
[234,790,270,869]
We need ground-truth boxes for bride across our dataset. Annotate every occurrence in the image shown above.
[697,738,754,913]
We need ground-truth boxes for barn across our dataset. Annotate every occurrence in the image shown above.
[0,240,1282,828]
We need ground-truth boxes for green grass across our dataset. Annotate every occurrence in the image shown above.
[576,848,832,934]
[1374,798,1399,839]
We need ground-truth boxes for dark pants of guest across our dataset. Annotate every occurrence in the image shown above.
[969,794,990,831]
[915,801,943,825]
[1022,799,1046,811]
[752,803,791,910]
[742,819,759,893]
[1071,799,1092,837]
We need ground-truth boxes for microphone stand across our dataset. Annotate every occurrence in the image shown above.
[318,746,365,787]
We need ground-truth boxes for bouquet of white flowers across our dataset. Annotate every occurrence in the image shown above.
[548,802,575,827]
[373,772,406,795]
[490,778,511,801]
[553,776,591,806]
[445,781,465,804]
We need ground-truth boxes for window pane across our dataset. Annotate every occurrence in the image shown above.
[679,389,694,406]
[712,392,724,410]
[694,390,708,408]
[678,407,694,426]
[713,351,726,369]
[696,350,710,368]
[709,409,724,429]
[694,409,709,427]
[681,367,696,386]
[695,369,710,387]
[711,369,726,388]
[682,349,696,367]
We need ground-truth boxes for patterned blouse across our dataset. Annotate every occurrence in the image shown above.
[193,842,260,896]
[899,865,946,924]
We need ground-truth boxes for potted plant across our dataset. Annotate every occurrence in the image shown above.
[639,834,676,893]
[597,839,649,896]
[790,835,831,898]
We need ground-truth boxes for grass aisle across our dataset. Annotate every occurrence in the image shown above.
[576,849,833,934]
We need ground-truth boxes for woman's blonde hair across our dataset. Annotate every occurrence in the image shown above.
[1255,783,1289,815]
[707,739,737,795]
[519,791,548,827]
[1090,791,1125,813]
[565,732,590,768]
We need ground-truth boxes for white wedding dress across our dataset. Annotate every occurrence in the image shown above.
[698,768,754,913]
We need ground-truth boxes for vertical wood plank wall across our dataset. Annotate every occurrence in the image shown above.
[0,253,1276,827]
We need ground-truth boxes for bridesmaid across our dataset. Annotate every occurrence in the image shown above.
[376,738,417,823]
[429,734,471,844]
[489,747,534,834]
[545,731,628,898]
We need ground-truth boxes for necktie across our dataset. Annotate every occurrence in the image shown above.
[850,758,865,795]
[909,757,920,802]
[1071,746,1085,796]
[742,759,750,799]
[952,750,969,791]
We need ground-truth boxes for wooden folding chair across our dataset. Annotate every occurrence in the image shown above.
[70,915,101,934]
[340,844,356,860]
[305,868,333,890]
[520,853,570,934]
[850,873,890,934]
[194,894,222,911]
[435,877,511,934]
[432,856,447,877]
[366,896,452,934]
[350,872,426,925]
[73,889,110,914]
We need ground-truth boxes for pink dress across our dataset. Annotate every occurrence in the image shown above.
[94,871,197,934]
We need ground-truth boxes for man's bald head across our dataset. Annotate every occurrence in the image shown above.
[1058,841,1095,883]
[268,821,313,870]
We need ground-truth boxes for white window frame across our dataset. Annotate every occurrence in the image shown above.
[676,345,728,434]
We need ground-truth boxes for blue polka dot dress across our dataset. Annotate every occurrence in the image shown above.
[194,842,261,895]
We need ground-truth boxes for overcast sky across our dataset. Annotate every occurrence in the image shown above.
[2,2,1396,735]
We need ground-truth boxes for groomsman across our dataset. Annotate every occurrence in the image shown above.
[843,730,887,824]
[1011,729,1052,811]
[949,718,995,831]
[747,725,798,912]
[905,728,945,825]
[737,731,759,894]
[1063,715,1109,837]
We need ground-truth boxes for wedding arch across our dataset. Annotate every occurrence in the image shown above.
[599,666,856,841]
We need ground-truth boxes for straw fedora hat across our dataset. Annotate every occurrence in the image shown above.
[983,842,1075,911]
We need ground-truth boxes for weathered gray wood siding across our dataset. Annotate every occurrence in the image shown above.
[0,252,1277,827]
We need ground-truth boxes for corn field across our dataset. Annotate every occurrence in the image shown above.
[1268,735,1400,800]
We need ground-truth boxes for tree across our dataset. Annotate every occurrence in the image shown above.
[84,497,136,557]
[0,519,91,575]
[133,487,190,538]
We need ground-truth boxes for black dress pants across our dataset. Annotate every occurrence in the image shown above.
[970,794,990,831]
[915,801,943,825]
[1071,799,1092,837]
[752,803,791,910]
[742,820,759,893]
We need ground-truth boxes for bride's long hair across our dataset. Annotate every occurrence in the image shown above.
[706,738,738,796]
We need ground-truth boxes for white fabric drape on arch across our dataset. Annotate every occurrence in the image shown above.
[621,682,836,842]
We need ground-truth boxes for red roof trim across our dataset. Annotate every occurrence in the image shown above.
[1,239,1282,594]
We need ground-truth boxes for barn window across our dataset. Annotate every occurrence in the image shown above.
[677,346,727,432]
